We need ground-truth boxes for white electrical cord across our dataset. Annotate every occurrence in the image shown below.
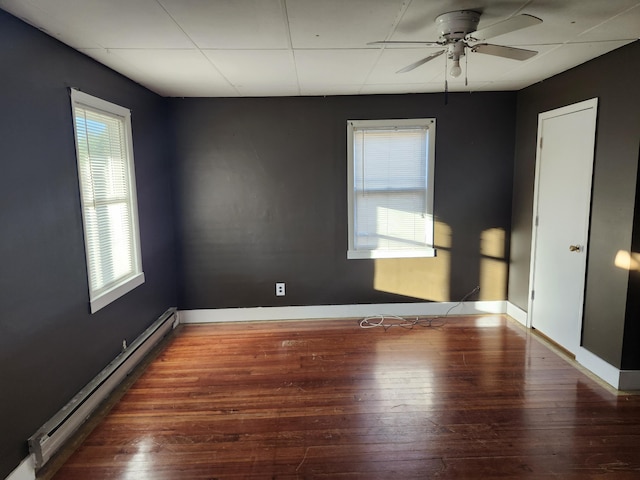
[358,286,480,331]
[359,315,445,331]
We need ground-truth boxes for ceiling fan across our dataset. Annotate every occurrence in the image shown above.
[369,10,543,81]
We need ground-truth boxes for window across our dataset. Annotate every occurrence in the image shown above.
[347,118,436,259]
[71,89,144,313]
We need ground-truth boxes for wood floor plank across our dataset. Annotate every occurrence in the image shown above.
[48,316,640,479]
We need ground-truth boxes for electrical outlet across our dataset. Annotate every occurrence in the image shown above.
[275,282,285,296]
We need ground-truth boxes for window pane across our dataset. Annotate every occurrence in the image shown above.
[84,202,134,291]
[72,89,144,311]
[355,191,427,250]
[348,119,435,259]
[354,129,427,191]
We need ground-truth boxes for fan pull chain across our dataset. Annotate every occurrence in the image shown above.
[465,51,468,86]
[444,54,449,105]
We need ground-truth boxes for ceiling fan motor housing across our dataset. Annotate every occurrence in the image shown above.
[436,10,480,41]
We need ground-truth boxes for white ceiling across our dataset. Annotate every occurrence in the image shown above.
[1,0,638,97]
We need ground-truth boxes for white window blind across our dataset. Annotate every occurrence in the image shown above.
[71,89,144,313]
[347,119,436,259]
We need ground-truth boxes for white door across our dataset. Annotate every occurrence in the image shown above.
[528,98,598,355]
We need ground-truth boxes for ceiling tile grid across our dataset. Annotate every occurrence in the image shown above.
[0,0,638,97]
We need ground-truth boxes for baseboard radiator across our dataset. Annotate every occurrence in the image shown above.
[28,307,179,470]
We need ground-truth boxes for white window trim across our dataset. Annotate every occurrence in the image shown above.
[347,118,436,260]
[70,89,144,313]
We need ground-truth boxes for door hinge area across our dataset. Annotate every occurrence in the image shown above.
[531,290,535,301]
[539,137,543,149]
[535,216,539,227]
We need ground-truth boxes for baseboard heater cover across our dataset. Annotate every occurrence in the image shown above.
[28,307,178,470]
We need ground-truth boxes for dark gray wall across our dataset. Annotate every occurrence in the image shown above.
[509,41,640,368]
[0,10,177,478]
[171,92,517,310]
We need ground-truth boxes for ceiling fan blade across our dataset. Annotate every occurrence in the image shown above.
[368,40,441,46]
[472,43,538,61]
[468,14,542,41]
[396,50,445,73]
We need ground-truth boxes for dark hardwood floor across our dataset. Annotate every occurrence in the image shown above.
[48,315,640,479]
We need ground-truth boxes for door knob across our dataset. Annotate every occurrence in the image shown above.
[569,245,581,252]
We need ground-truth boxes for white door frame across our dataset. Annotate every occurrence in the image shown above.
[526,98,598,343]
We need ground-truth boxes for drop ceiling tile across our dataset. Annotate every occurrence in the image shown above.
[3,0,193,48]
[203,50,299,95]
[234,84,301,97]
[299,84,364,96]
[469,80,527,91]
[359,82,443,95]
[574,3,640,42]
[295,49,380,86]
[84,48,238,97]
[0,3,98,49]
[78,48,138,73]
[287,0,406,48]
[485,0,640,46]
[159,0,289,49]
[1,0,637,97]
[446,80,502,92]
[493,40,633,83]
[0,0,99,48]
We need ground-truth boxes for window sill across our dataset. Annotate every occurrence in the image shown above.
[90,272,145,313]
[347,248,437,259]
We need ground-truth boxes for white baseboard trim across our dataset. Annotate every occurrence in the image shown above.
[575,347,640,391]
[506,305,640,391]
[506,302,527,326]
[576,347,622,389]
[5,455,35,480]
[179,300,507,324]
